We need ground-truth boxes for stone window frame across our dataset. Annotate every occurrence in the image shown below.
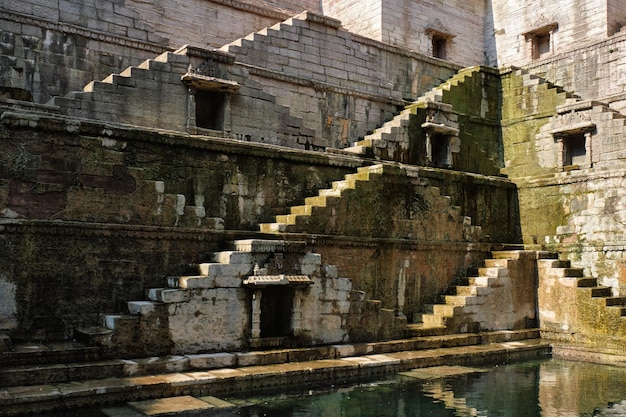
[425,28,455,60]
[551,123,595,171]
[523,23,558,60]
[421,122,460,169]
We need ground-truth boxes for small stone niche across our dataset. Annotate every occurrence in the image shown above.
[524,23,558,60]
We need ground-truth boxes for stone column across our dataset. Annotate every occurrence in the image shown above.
[425,131,432,165]
[291,289,303,336]
[186,85,197,134]
[555,136,564,169]
[584,130,592,167]
[250,289,262,339]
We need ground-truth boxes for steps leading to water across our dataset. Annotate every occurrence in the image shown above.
[0,330,547,415]
[409,250,538,336]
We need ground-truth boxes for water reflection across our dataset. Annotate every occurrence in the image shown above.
[227,360,626,417]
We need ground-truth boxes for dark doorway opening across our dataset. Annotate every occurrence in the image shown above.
[431,133,451,168]
[563,132,586,167]
[195,90,226,130]
[260,287,294,338]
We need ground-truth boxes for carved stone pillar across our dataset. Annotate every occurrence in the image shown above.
[250,289,262,339]
[291,290,303,336]
[186,86,197,134]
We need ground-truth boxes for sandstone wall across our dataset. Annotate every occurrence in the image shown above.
[322,0,381,42]
[522,32,626,106]
[219,11,460,148]
[489,0,625,67]
[124,0,318,50]
[322,0,486,67]
[0,0,169,103]
[0,110,513,341]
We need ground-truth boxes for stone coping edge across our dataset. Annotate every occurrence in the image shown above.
[0,338,551,415]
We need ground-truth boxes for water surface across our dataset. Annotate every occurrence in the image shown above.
[225,359,626,417]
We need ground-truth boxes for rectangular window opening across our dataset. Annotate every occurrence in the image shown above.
[563,133,586,167]
[195,90,226,131]
[533,33,551,60]
[431,134,451,168]
[432,36,447,59]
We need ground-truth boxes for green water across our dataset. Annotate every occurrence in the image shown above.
[224,359,626,417]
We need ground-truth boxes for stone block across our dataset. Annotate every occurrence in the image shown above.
[147,288,189,304]
[187,352,237,370]
[128,301,158,315]
[214,275,245,288]
[175,276,215,289]
[215,251,252,265]
[197,263,253,277]
[324,265,338,278]
[235,350,288,367]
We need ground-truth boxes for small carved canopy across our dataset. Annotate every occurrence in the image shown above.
[181,72,240,93]
[424,18,455,39]
[243,275,313,287]
[523,22,558,40]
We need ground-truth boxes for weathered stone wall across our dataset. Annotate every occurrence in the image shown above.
[0,113,358,229]
[537,258,626,350]
[522,32,626,106]
[322,0,486,67]
[322,0,381,42]
[124,0,319,50]
[0,110,514,341]
[501,67,626,290]
[408,67,503,176]
[489,0,626,67]
[220,11,460,148]
[0,0,169,103]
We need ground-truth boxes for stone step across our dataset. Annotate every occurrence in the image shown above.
[467,276,496,286]
[0,341,104,367]
[607,306,626,317]
[0,336,549,416]
[0,329,540,388]
[575,277,599,287]
[551,268,584,278]
[605,297,626,307]
[421,314,444,327]
[483,258,510,268]
[449,285,492,297]
[586,286,613,298]
[476,267,509,278]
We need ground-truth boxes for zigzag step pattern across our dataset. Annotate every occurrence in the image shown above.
[259,163,481,240]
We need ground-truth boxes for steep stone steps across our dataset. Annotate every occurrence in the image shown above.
[338,68,480,159]
[76,239,399,358]
[0,331,547,415]
[259,163,481,241]
[335,66,501,175]
[416,251,538,335]
[46,49,190,115]
[538,255,626,345]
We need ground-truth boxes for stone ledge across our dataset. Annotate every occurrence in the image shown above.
[0,335,549,415]
[0,10,169,54]
[0,110,365,168]
[240,62,405,106]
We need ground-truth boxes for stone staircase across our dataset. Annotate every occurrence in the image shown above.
[46,48,192,130]
[339,67,481,159]
[43,41,318,146]
[0,329,546,416]
[407,251,538,337]
[259,162,482,240]
[76,238,403,356]
[501,67,580,125]
[336,66,502,175]
[538,255,626,348]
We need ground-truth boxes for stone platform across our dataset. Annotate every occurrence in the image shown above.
[0,330,550,416]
